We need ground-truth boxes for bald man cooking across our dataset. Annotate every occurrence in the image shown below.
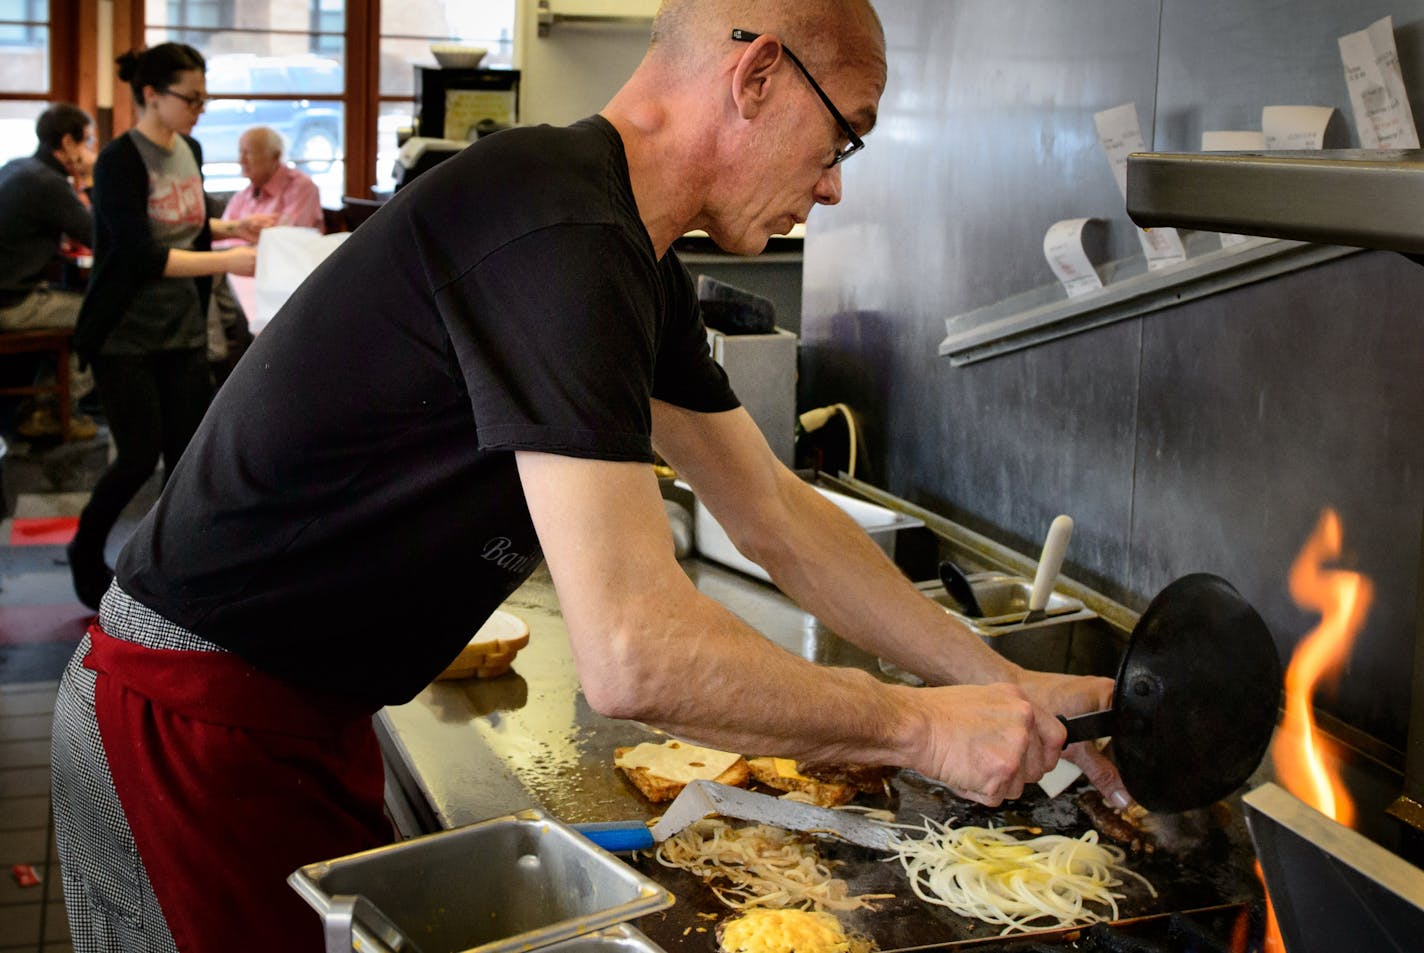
[52,3,1127,950]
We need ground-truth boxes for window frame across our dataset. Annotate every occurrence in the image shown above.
[0,0,80,106]
[74,0,513,201]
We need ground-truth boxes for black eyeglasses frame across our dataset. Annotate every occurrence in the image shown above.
[731,28,864,167]
[158,87,211,109]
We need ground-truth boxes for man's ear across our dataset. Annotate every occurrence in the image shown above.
[729,34,784,121]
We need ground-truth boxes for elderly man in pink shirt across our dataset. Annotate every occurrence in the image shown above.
[221,126,323,230]
[209,127,325,376]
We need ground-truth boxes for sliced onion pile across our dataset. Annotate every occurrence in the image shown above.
[654,818,893,912]
[886,818,1157,935]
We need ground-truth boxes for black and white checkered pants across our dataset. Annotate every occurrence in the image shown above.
[50,580,226,953]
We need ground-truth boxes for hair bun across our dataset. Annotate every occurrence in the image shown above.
[115,49,141,83]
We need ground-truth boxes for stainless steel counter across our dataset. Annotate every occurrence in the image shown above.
[378,558,883,833]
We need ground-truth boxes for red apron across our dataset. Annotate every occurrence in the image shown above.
[84,622,392,953]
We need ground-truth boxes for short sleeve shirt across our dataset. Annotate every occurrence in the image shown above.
[102,131,206,354]
[117,117,740,705]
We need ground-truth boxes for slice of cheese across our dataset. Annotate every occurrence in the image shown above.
[770,757,810,781]
[614,740,742,786]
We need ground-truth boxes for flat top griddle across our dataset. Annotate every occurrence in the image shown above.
[380,563,1268,950]
[628,771,1265,951]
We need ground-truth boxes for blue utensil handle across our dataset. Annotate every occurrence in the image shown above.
[572,820,655,853]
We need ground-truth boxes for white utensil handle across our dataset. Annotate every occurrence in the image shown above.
[1028,515,1074,612]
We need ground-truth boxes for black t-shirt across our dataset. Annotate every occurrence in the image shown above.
[117,116,740,706]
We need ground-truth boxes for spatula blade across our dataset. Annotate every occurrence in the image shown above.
[651,780,900,852]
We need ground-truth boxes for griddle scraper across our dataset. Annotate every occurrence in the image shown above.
[575,780,901,853]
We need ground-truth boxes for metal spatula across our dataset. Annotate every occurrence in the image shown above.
[575,780,900,853]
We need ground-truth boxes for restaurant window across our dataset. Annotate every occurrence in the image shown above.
[145,0,347,206]
[0,0,44,44]
[0,0,48,88]
[135,0,515,202]
[164,0,234,44]
[374,0,514,195]
[310,0,341,56]
[0,0,53,165]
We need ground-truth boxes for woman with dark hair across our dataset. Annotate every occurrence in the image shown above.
[66,42,273,609]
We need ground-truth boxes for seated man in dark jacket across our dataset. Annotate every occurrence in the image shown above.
[0,102,97,438]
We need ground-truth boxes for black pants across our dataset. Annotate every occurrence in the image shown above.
[74,348,213,563]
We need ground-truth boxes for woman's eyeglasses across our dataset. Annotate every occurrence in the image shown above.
[159,87,212,110]
[731,28,864,167]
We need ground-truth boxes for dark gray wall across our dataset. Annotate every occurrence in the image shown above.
[800,0,1424,751]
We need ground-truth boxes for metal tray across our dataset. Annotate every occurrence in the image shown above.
[880,575,1099,679]
[689,483,924,583]
[537,925,668,953]
[289,808,674,953]
[931,572,1091,627]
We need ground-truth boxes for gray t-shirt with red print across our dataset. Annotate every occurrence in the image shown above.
[100,129,206,355]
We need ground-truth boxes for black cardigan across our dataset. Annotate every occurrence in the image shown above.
[74,131,213,359]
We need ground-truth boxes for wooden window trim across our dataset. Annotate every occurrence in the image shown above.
[1,0,79,102]
[107,0,382,199]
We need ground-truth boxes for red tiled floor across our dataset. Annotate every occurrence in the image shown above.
[8,518,80,547]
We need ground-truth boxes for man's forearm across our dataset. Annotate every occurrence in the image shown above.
[739,472,1020,688]
[585,583,929,765]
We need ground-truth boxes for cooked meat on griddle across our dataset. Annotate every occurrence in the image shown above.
[1078,790,1156,853]
[747,758,895,806]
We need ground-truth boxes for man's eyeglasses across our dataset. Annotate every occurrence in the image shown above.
[159,87,211,110]
[731,28,864,167]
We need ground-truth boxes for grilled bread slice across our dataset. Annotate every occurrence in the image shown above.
[614,740,751,803]
[436,610,530,680]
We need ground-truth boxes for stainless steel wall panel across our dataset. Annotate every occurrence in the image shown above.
[800,0,1424,752]
[1129,250,1424,749]
[1154,0,1424,154]
[802,0,1161,593]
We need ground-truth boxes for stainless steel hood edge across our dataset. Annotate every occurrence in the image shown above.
[1127,149,1424,255]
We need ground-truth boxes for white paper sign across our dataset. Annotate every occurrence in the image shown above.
[1201,131,1267,153]
[1135,226,1188,269]
[254,226,351,329]
[1202,131,1268,248]
[1043,218,1104,298]
[1262,105,1336,151]
[1094,102,1186,270]
[1094,102,1146,197]
[1339,15,1419,149]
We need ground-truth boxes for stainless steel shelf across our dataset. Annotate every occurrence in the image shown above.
[937,232,1358,367]
[536,1,652,37]
[1127,149,1424,254]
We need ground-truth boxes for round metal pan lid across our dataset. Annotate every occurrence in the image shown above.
[1112,573,1282,813]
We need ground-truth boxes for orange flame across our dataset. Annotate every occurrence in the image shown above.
[1273,507,1372,826]
[1258,507,1372,951]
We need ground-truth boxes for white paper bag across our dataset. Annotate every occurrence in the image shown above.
[253,226,350,329]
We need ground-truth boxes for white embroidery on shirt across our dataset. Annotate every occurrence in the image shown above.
[481,537,538,575]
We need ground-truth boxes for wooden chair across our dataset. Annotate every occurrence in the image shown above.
[0,328,73,441]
